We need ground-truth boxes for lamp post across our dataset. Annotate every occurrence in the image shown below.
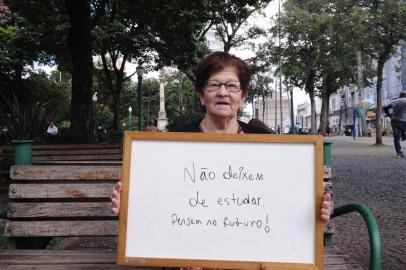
[289,86,296,134]
[92,92,98,142]
[128,106,132,131]
[136,63,145,131]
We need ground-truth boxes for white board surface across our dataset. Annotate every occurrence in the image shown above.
[124,138,317,264]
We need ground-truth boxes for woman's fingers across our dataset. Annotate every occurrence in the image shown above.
[321,193,332,222]
[114,182,122,192]
[322,192,331,202]
[112,181,122,214]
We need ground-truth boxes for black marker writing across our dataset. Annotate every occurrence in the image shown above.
[223,166,264,181]
[188,191,209,208]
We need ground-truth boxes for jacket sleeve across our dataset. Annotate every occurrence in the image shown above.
[383,104,392,117]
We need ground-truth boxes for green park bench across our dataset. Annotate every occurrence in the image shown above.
[0,143,381,270]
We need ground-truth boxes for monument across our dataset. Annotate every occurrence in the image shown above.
[157,70,168,131]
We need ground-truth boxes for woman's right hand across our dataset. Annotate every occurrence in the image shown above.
[112,182,121,214]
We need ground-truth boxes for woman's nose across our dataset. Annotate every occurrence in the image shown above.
[216,84,229,96]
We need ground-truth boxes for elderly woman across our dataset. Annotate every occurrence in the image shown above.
[112,51,331,233]
[173,51,272,134]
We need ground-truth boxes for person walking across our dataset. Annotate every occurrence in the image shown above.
[384,91,406,158]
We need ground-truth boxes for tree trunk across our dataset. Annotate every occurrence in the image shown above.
[112,73,123,130]
[319,74,331,133]
[309,91,316,134]
[178,74,183,117]
[262,90,266,122]
[305,68,317,134]
[375,57,385,145]
[357,50,368,136]
[65,0,94,143]
[112,90,120,131]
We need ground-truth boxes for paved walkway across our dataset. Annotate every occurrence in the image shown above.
[327,135,406,270]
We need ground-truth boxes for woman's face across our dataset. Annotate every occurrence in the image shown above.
[200,67,246,120]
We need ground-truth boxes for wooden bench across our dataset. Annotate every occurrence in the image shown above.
[0,165,369,270]
[31,144,122,165]
[0,165,136,269]
[0,144,122,166]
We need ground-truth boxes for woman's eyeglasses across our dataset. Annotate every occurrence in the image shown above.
[205,80,241,93]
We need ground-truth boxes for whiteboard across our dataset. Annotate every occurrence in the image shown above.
[117,132,324,270]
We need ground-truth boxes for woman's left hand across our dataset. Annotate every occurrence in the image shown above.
[321,193,332,223]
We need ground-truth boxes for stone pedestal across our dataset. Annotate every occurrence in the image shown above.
[157,70,168,131]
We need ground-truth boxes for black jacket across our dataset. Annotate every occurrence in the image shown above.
[173,118,274,134]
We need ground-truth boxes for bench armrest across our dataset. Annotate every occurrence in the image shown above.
[332,203,382,270]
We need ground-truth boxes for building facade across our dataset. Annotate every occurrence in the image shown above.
[254,91,291,133]
[296,99,322,133]
[326,44,406,134]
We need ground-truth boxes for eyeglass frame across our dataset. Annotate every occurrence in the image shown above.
[204,80,242,93]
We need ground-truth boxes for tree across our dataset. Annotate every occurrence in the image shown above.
[261,0,374,134]
[356,0,406,145]
[94,0,216,131]
[64,0,97,142]
[5,0,96,142]
[248,72,273,121]
[164,71,204,130]
[262,0,325,133]
[210,0,271,53]
[1,0,51,101]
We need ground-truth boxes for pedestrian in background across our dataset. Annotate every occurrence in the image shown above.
[384,91,406,158]
[143,119,159,132]
[47,121,58,135]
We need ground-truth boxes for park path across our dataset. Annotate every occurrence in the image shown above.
[329,135,406,270]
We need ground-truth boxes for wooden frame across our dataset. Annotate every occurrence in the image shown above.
[117,132,323,270]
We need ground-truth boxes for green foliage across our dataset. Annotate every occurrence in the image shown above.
[0,92,49,140]
[25,71,71,122]
[97,104,114,131]
[248,73,273,119]
[210,0,271,52]
[164,71,204,130]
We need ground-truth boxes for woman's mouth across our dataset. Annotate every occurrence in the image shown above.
[215,101,230,106]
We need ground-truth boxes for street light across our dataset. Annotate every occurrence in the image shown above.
[288,86,296,134]
[128,106,132,131]
[136,63,145,131]
[92,92,98,142]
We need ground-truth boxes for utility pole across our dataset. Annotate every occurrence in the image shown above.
[357,50,367,136]
[274,78,278,129]
[289,87,296,133]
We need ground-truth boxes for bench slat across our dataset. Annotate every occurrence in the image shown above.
[33,160,122,165]
[3,265,144,270]
[33,154,122,161]
[5,221,118,237]
[0,249,158,269]
[9,183,114,199]
[0,248,364,270]
[0,249,116,264]
[32,144,121,150]
[11,166,120,180]
[7,202,116,218]
[32,149,122,156]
